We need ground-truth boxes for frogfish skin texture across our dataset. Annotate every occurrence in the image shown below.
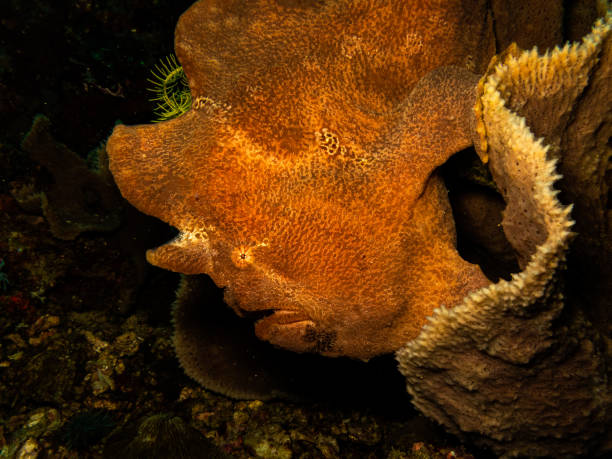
[106,0,494,360]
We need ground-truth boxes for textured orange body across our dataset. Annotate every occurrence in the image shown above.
[107,0,493,359]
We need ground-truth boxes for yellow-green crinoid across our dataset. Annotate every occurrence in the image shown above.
[147,55,192,122]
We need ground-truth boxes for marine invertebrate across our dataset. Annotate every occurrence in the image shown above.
[62,409,116,451]
[20,115,122,240]
[397,14,612,457]
[148,55,192,122]
[103,413,229,459]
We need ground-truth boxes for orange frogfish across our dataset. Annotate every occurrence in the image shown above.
[106,0,503,360]
[107,1,612,456]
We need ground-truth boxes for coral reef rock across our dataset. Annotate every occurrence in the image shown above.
[397,13,611,458]
[20,115,122,240]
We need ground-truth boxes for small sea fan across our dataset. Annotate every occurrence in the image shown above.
[147,55,192,122]
[102,413,229,459]
[62,409,116,451]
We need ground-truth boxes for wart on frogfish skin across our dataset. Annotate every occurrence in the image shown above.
[192,96,231,113]
[316,128,366,164]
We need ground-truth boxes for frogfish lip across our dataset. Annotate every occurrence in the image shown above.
[251,309,317,351]
[237,304,315,333]
[238,307,310,325]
